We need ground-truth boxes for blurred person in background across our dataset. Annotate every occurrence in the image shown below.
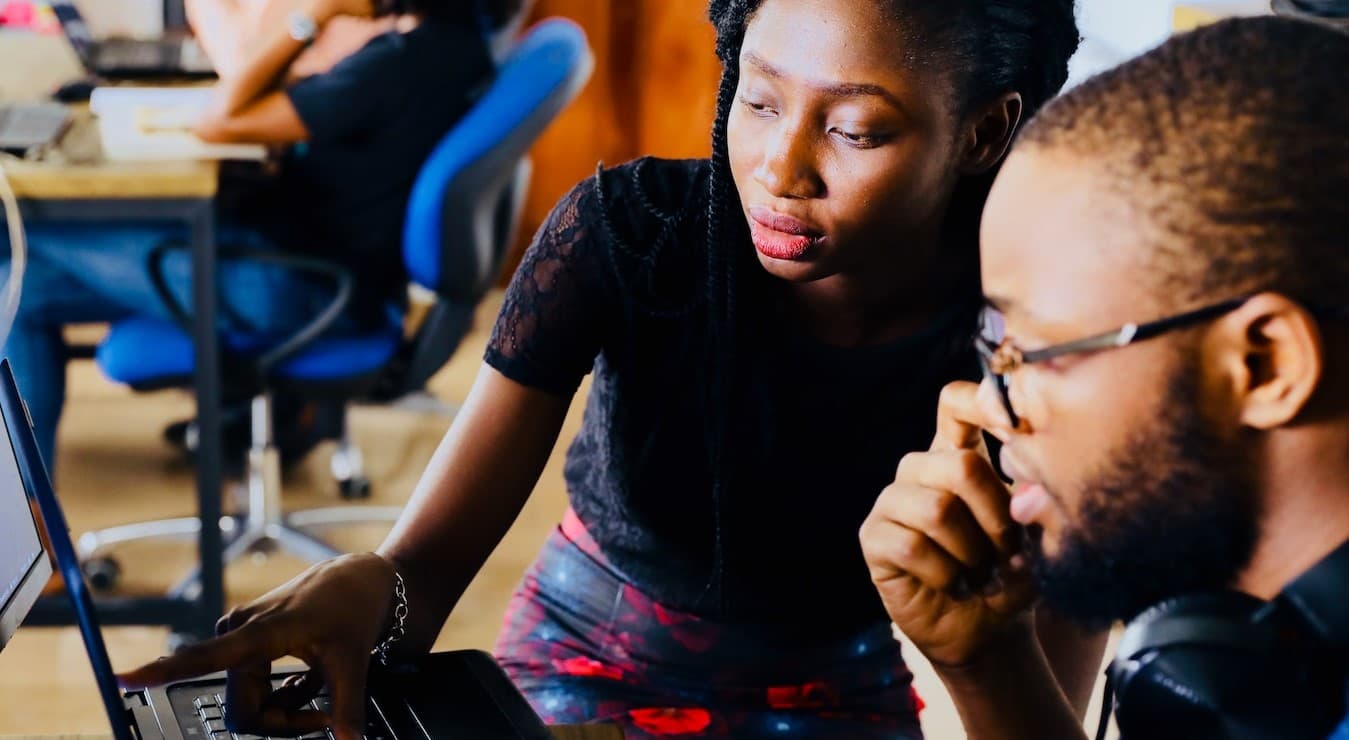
[0,0,502,472]
[187,0,529,79]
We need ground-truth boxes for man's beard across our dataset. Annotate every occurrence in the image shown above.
[1027,365,1262,628]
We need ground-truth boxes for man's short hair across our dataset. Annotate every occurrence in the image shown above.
[1018,17,1349,307]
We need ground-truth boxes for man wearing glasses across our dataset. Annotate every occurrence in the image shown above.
[861,15,1349,740]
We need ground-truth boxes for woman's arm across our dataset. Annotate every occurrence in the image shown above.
[193,0,372,144]
[184,0,252,79]
[189,0,389,82]
[117,364,572,740]
[378,365,572,655]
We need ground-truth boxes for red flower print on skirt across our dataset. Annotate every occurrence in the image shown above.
[553,656,624,681]
[628,707,713,735]
[766,681,840,710]
[909,685,926,714]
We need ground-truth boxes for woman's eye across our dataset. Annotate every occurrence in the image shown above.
[829,128,880,148]
[738,96,776,116]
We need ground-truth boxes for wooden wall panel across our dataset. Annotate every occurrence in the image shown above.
[504,0,720,280]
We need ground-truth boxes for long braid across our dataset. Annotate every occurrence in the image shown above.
[696,0,757,610]
[696,65,744,609]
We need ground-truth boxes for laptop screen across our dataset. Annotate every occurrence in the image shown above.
[48,1,97,67]
[0,399,45,651]
[0,360,135,740]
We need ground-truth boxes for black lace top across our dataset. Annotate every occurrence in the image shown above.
[486,157,980,636]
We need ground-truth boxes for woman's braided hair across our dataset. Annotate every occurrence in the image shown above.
[689,0,1080,609]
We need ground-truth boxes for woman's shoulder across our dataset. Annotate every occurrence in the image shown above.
[580,157,712,233]
[601,157,712,199]
[517,158,710,316]
[534,157,710,301]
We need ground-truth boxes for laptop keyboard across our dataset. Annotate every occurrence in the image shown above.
[0,104,69,151]
[184,690,396,740]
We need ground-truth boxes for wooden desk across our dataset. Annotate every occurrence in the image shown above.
[2,108,218,199]
[3,159,217,200]
[1,112,229,640]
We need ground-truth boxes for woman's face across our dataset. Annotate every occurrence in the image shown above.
[727,0,966,284]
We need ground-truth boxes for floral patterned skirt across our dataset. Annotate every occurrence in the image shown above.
[493,509,925,739]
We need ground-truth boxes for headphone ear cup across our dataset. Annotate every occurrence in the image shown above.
[1109,592,1271,739]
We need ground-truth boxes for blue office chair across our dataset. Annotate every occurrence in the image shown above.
[81,19,594,592]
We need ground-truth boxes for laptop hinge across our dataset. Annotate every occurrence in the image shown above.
[126,695,165,740]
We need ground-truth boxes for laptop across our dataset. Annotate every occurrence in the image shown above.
[51,1,215,79]
[0,359,553,740]
[0,102,71,154]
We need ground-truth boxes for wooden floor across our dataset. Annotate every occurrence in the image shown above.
[0,291,1111,738]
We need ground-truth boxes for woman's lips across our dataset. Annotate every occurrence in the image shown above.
[748,207,824,261]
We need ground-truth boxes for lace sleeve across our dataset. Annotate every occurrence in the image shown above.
[485,175,615,396]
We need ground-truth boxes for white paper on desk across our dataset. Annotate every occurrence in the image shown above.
[88,87,267,162]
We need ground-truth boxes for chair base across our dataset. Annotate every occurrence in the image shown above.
[76,507,403,598]
[76,393,402,596]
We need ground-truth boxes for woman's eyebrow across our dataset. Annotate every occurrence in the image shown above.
[742,51,907,112]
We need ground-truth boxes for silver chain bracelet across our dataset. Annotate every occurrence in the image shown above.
[372,570,408,667]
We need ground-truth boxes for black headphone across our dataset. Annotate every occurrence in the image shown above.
[1098,539,1349,740]
[1272,0,1349,25]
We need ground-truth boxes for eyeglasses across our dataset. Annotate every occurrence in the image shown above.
[974,297,1251,427]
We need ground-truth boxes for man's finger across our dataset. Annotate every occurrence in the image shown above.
[931,382,995,453]
[317,650,371,740]
[872,483,994,571]
[117,624,273,689]
[912,450,1018,556]
[862,515,965,594]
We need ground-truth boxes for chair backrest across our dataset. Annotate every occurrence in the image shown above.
[396,17,593,391]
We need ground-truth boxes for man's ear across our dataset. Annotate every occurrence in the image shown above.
[959,92,1023,176]
[1214,293,1325,429]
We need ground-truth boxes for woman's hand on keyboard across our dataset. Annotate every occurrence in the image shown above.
[117,552,399,740]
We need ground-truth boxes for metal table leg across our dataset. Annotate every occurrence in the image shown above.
[190,201,224,638]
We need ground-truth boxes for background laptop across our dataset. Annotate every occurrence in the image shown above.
[0,102,71,154]
[50,1,215,79]
[0,359,552,740]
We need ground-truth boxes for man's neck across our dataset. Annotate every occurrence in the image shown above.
[1237,433,1349,599]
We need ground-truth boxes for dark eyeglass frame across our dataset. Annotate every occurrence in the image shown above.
[976,297,1349,426]
[974,298,1253,426]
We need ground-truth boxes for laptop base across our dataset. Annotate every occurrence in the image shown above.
[125,651,552,740]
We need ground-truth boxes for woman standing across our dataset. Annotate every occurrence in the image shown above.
[122,2,1094,738]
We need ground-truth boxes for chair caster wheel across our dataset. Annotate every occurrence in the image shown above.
[82,556,121,591]
[338,476,372,500]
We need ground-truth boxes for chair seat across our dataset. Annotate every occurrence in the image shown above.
[97,317,403,387]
